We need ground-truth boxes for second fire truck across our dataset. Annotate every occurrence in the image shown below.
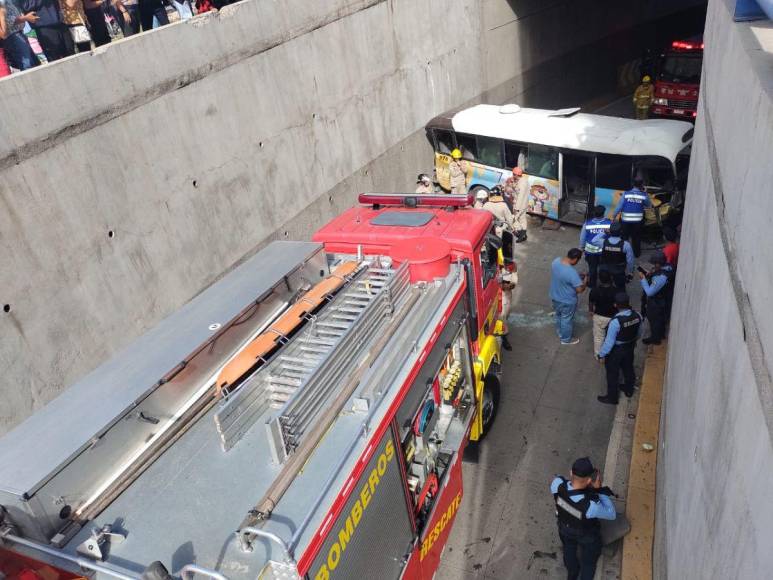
[0,193,513,580]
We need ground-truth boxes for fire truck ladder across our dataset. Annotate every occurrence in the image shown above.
[214,261,410,455]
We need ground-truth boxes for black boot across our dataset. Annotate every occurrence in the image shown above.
[502,335,512,351]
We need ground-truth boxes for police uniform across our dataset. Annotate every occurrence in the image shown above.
[550,458,616,580]
[640,263,675,344]
[599,235,633,289]
[597,304,642,404]
[580,217,611,287]
[449,159,469,195]
[613,187,651,257]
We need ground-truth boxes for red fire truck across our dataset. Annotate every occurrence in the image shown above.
[0,194,512,580]
[650,36,704,120]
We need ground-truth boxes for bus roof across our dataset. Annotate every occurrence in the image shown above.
[443,104,694,162]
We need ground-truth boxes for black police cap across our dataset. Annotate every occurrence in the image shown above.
[572,457,595,478]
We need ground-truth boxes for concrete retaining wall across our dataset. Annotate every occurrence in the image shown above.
[0,0,703,434]
[655,0,773,577]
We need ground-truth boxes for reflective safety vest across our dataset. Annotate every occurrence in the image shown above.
[583,218,611,254]
[601,237,627,268]
[612,310,642,344]
[553,478,600,534]
[620,189,648,222]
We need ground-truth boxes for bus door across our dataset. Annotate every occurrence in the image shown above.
[558,151,594,225]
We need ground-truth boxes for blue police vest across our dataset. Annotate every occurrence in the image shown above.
[621,189,648,222]
[583,218,612,254]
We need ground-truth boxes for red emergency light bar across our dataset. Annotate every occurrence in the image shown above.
[671,40,704,50]
[358,192,474,208]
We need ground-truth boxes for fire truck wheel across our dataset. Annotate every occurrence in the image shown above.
[480,375,501,438]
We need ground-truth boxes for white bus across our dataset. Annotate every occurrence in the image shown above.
[425,104,693,225]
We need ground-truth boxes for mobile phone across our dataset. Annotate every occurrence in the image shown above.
[637,266,647,275]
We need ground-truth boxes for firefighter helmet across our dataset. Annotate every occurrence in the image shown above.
[475,189,489,201]
[451,148,462,159]
[642,75,651,83]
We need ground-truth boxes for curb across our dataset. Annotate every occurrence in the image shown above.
[621,341,668,579]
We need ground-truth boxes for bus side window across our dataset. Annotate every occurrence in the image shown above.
[633,156,675,191]
[505,140,527,170]
[434,129,455,155]
[476,136,504,169]
[527,145,558,180]
[456,133,478,161]
[596,154,633,190]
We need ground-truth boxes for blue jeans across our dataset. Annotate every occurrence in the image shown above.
[552,300,577,343]
[2,32,40,71]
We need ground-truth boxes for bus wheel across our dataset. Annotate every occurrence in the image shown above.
[480,375,501,438]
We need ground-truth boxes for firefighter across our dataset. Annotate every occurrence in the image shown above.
[498,259,517,352]
[415,173,434,194]
[599,222,634,290]
[449,149,469,194]
[639,251,675,345]
[481,186,517,235]
[474,188,488,209]
[596,292,642,405]
[579,205,611,288]
[633,75,655,120]
[551,457,616,580]
[612,177,651,258]
[504,167,529,242]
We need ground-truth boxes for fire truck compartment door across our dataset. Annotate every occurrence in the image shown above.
[306,428,412,580]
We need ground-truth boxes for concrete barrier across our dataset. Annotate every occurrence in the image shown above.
[655,0,773,576]
[0,0,704,434]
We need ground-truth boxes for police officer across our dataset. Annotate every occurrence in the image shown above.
[579,205,611,287]
[598,222,634,290]
[633,75,654,120]
[613,177,651,257]
[551,457,616,580]
[415,173,434,194]
[596,292,642,405]
[639,251,675,345]
[449,149,469,195]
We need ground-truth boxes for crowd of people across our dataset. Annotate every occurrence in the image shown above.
[0,0,236,76]
[550,189,680,407]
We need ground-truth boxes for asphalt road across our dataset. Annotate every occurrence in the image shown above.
[437,219,646,580]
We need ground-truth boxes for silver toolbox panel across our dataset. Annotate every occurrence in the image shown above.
[0,242,327,541]
[307,428,413,580]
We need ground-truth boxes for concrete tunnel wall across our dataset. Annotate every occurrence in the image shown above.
[0,0,704,434]
[655,0,773,577]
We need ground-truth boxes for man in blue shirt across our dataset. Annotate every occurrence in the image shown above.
[549,248,588,345]
[613,177,652,257]
[551,457,616,580]
[597,222,634,290]
[639,251,675,345]
[596,292,642,405]
[579,205,611,288]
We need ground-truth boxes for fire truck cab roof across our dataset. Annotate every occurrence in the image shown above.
[313,194,494,257]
